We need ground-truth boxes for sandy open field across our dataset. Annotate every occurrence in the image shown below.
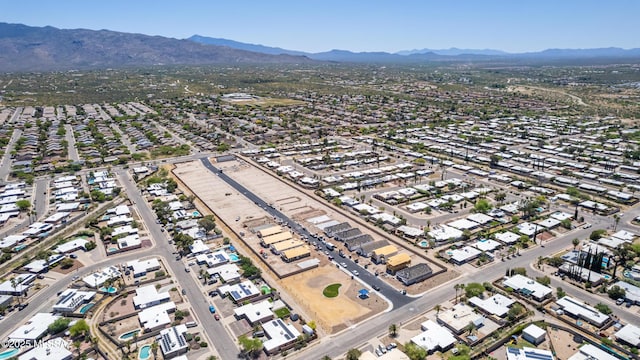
[280,265,387,333]
[172,159,387,333]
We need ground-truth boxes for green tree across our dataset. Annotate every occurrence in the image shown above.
[48,318,71,334]
[69,319,90,338]
[473,199,492,213]
[403,342,427,360]
[346,348,362,360]
[198,215,216,234]
[507,303,525,321]
[536,276,551,286]
[607,285,626,300]
[547,256,564,267]
[464,283,485,299]
[173,232,194,255]
[60,257,75,269]
[557,287,566,299]
[238,335,263,358]
[16,199,31,211]
[595,303,612,315]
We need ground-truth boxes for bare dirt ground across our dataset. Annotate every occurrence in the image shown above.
[280,265,387,334]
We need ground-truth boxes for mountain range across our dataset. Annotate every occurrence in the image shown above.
[1,22,640,72]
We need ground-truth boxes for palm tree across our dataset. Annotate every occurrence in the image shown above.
[10,277,21,305]
[613,214,621,231]
[388,323,397,338]
[151,341,159,360]
[434,304,442,316]
[454,284,464,304]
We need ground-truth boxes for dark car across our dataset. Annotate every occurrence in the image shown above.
[17,303,28,311]
[181,289,187,295]
[372,284,381,291]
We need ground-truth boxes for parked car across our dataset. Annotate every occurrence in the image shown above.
[209,305,216,313]
[616,298,625,305]
[214,313,220,321]
[181,289,187,295]
[17,303,28,311]
[69,254,78,259]
[352,270,359,276]
[208,290,218,297]
[372,284,381,291]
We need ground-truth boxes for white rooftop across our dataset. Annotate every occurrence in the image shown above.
[8,313,61,341]
[138,302,175,330]
[411,319,456,352]
[615,323,640,347]
[469,294,515,317]
[556,296,609,326]
[18,338,72,360]
[133,284,171,309]
[262,318,301,353]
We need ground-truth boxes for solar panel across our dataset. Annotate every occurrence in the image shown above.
[507,348,521,354]
[523,351,553,360]
[278,319,296,339]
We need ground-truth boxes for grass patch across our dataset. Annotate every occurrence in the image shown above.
[274,307,291,319]
[323,283,342,298]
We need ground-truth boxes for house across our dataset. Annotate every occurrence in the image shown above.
[133,285,171,309]
[53,289,96,313]
[83,266,121,288]
[468,294,515,318]
[503,274,552,302]
[396,263,433,286]
[427,225,463,243]
[8,313,60,342]
[0,273,34,296]
[614,323,640,347]
[196,251,230,267]
[138,302,175,331]
[262,318,301,355]
[506,347,555,360]
[522,324,546,345]
[55,238,89,254]
[437,303,484,335]
[188,239,209,254]
[218,281,260,303]
[207,263,242,283]
[127,258,161,278]
[158,325,189,358]
[233,300,275,325]
[448,246,481,265]
[556,296,609,328]
[17,338,73,360]
[386,253,411,274]
[495,231,520,245]
[410,320,456,354]
[567,344,618,360]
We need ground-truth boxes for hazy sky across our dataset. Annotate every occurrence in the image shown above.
[2,0,638,53]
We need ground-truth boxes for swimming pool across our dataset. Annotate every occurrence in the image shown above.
[229,252,240,262]
[99,286,117,294]
[192,211,201,217]
[138,345,151,360]
[79,303,95,314]
[107,247,118,253]
[0,349,19,360]
[119,329,141,341]
[418,240,428,248]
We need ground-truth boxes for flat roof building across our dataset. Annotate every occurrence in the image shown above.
[262,318,301,355]
[53,289,96,313]
[17,338,73,360]
[127,258,161,278]
[556,296,610,327]
[133,285,171,309]
[468,294,515,318]
[437,303,484,335]
[158,324,188,358]
[139,302,175,331]
[8,313,61,341]
[503,274,552,302]
[218,280,260,303]
[411,320,456,354]
[615,323,640,347]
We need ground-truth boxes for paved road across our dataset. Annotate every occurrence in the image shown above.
[64,124,80,161]
[200,157,413,308]
[0,128,21,181]
[115,169,238,360]
[1,170,239,360]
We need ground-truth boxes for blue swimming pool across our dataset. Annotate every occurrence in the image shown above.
[192,211,201,217]
[119,329,141,341]
[229,252,240,262]
[0,349,19,360]
[139,345,151,359]
[79,303,95,314]
[99,286,117,294]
